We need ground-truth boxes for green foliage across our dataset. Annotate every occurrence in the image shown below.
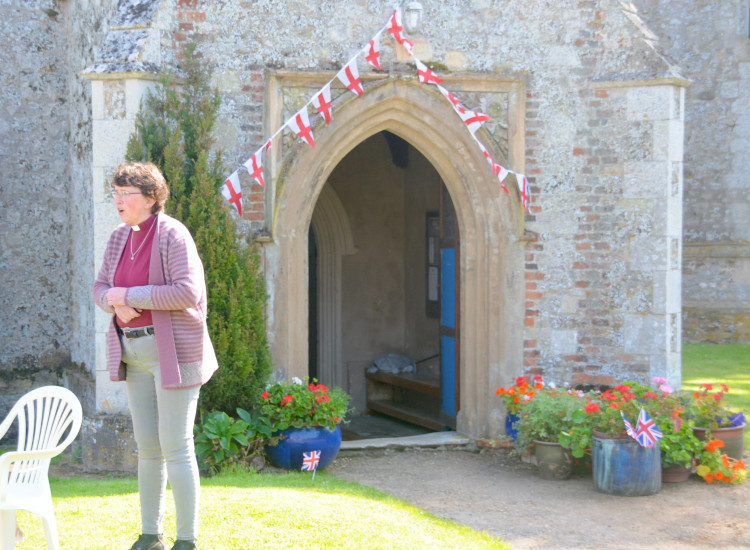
[126,43,271,414]
[194,408,275,474]
[558,409,593,459]
[259,378,352,431]
[515,389,581,452]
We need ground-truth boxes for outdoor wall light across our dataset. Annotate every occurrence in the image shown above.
[403,1,424,33]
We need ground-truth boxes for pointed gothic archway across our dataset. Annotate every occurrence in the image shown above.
[265,77,526,436]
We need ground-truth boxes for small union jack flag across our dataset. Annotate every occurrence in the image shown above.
[621,411,637,440]
[634,408,663,448]
[301,450,321,471]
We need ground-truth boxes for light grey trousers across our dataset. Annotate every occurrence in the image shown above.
[121,332,201,542]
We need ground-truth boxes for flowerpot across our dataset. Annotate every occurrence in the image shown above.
[693,423,746,460]
[592,431,661,496]
[265,426,342,470]
[661,463,691,483]
[505,413,519,442]
[534,440,574,480]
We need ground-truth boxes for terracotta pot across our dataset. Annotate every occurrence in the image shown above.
[693,422,746,460]
[661,463,691,483]
[534,440,574,480]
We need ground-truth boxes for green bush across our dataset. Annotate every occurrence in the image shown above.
[126,43,271,414]
[194,408,275,474]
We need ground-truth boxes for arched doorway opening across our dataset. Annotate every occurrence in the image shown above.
[308,131,461,431]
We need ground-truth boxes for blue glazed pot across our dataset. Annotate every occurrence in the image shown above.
[592,431,661,496]
[265,426,342,471]
[505,413,519,442]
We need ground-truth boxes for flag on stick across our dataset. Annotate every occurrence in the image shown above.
[635,408,663,448]
[302,450,322,480]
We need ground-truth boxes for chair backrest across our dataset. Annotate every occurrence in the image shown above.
[0,386,82,496]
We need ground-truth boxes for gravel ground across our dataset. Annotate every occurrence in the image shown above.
[328,447,750,549]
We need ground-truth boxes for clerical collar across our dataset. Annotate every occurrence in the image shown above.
[131,214,157,232]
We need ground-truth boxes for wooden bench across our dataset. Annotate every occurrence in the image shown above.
[365,370,444,431]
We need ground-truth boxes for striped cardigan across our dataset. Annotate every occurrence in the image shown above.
[93,212,218,389]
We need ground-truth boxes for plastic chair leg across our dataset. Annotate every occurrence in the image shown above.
[41,512,60,550]
[0,509,17,550]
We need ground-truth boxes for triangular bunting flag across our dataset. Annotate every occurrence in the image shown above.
[243,149,265,187]
[387,8,406,44]
[387,7,414,53]
[437,85,465,114]
[337,59,364,97]
[515,173,530,210]
[494,163,510,194]
[459,107,490,133]
[364,34,382,70]
[312,84,333,124]
[221,171,242,216]
[415,59,442,85]
[287,107,315,148]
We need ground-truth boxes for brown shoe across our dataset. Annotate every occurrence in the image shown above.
[128,534,166,550]
[170,541,197,550]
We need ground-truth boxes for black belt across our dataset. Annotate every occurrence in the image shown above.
[120,326,155,339]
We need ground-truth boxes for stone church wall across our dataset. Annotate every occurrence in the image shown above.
[0,0,115,418]
[633,0,750,343]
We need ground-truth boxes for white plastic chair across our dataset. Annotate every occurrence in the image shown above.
[0,386,82,550]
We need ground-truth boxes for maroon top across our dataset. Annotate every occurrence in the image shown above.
[113,214,156,328]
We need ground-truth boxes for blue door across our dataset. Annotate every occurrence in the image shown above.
[440,247,457,420]
[439,184,459,428]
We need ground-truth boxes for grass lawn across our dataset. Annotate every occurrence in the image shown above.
[682,342,750,450]
[13,469,508,550]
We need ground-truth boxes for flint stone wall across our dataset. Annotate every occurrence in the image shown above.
[633,0,750,343]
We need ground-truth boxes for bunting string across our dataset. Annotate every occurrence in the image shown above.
[220,7,530,216]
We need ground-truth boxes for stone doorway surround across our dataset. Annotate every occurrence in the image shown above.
[262,72,527,437]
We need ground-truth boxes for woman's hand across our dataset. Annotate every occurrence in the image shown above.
[114,304,142,323]
[106,287,129,307]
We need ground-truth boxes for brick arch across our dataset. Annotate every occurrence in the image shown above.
[266,78,525,437]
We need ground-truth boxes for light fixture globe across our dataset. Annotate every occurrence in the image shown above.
[404,1,424,33]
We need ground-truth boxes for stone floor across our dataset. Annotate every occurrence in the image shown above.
[341,413,433,440]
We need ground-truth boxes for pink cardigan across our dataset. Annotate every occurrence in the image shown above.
[93,212,218,389]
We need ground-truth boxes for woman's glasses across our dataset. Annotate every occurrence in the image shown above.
[111,190,142,200]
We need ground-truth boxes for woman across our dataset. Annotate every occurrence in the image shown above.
[93,162,218,550]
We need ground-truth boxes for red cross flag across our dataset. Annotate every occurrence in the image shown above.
[364,34,382,70]
[337,59,364,97]
[459,107,490,134]
[387,8,414,54]
[494,163,510,194]
[243,149,265,187]
[387,8,406,44]
[437,85,465,114]
[516,173,530,211]
[287,107,315,148]
[312,84,333,124]
[415,59,442,85]
[220,171,242,216]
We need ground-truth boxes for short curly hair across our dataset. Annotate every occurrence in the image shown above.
[112,162,169,214]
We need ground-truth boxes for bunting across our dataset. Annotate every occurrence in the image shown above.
[364,34,383,70]
[313,84,334,124]
[337,59,364,97]
[222,6,530,217]
[288,107,315,148]
[220,171,242,216]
